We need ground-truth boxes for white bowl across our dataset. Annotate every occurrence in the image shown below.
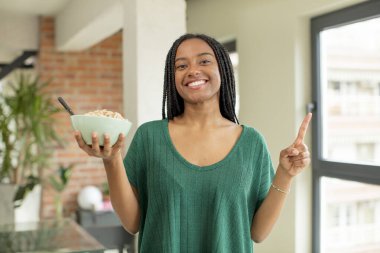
[71,115,132,146]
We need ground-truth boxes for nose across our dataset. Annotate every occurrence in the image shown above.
[187,64,201,77]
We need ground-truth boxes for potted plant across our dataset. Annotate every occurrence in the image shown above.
[101,182,110,202]
[0,72,62,224]
[49,164,74,220]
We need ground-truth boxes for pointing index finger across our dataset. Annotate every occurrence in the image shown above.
[293,112,312,146]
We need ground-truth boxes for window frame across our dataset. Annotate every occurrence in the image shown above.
[311,1,380,252]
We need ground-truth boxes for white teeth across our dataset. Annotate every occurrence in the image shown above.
[188,80,206,87]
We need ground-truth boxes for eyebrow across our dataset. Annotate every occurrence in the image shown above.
[175,52,214,63]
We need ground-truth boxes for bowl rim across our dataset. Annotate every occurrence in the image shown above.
[70,114,131,123]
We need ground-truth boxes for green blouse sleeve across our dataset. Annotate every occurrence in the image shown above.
[254,133,275,213]
[123,127,144,188]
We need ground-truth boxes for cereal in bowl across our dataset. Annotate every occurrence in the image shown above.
[84,109,124,120]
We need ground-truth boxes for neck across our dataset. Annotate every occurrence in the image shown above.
[175,99,227,128]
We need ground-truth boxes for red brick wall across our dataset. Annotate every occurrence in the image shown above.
[37,17,123,219]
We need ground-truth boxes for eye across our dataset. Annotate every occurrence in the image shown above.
[175,64,187,70]
[200,59,211,65]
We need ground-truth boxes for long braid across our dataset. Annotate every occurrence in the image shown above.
[162,34,239,124]
[217,43,239,124]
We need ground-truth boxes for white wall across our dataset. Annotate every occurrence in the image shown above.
[187,0,365,252]
[122,0,187,145]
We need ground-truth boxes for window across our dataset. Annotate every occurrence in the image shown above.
[311,1,380,253]
[320,178,380,253]
[222,39,240,117]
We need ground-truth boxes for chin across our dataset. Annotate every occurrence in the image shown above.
[185,95,218,105]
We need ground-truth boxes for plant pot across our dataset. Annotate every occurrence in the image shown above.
[0,184,42,226]
[103,195,111,202]
[0,184,16,225]
[15,184,41,224]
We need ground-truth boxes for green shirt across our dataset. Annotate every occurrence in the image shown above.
[123,119,274,253]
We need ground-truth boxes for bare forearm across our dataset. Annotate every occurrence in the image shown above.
[251,166,293,242]
[250,114,312,242]
[103,153,140,234]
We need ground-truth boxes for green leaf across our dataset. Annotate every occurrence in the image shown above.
[49,176,64,192]
[0,72,63,203]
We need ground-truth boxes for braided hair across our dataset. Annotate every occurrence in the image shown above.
[162,33,239,124]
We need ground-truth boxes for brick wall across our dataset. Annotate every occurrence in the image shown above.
[37,17,123,218]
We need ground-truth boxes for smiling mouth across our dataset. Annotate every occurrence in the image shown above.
[186,80,207,88]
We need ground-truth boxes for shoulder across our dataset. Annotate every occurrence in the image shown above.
[241,125,273,164]
[136,119,167,133]
[135,119,168,136]
[242,124,267,143]
[129,119,166,147]
[240,124,271,154]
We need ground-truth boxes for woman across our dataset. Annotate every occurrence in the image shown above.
[74,34,312,253]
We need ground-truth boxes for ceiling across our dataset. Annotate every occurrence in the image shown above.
[0,0,123,75]
[0,0,71,16]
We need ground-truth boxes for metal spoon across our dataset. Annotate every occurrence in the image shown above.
[57,97,75,115]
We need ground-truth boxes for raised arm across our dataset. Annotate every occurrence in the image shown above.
[74,132,140,234]
[250,113,312,242]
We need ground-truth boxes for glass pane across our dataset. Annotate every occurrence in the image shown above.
[321,177,380,253]
[229,51,240,117]
[320,17,380,165]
